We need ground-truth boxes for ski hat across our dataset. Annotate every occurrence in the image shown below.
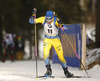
[45,11,54,22]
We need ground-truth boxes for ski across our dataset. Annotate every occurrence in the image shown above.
[73,76,91,78]
[37,75,90,78]
[38,75,55,78]
[64,75,91,78]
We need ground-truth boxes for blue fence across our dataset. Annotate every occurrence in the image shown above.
[52,24,82,67]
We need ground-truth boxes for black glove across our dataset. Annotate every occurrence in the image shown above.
[57,19,62,24]
[32,8,37,14]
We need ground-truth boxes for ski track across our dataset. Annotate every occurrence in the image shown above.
[0,60,100,81]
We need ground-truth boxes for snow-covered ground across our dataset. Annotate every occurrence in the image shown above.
[0,60,100,81]
[1,28,100,81]
[1,29,100,81]
[86,48,100,66]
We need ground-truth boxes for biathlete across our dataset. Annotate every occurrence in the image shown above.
[2,33,15,62]
[29,8,73,77]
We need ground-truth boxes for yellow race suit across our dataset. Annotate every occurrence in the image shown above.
[29,16,67,68]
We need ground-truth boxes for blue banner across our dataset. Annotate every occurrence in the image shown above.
[52,24,82,67]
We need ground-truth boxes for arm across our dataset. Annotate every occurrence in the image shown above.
[29,16,45,24]
[29,8,45,24]
[55,19,67,31]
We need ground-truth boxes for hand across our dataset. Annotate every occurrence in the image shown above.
[61,25,67,31]
[61,27,65,30]
[57,19,62,24]
[32,8,37,14]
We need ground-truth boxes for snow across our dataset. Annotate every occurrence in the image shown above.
[1,27,100,81]
[86,24,95,42]
[86,48,100,66]
[38,28,44,59]
[24,40,31,59]
[0,60,100,81]
[1,29,100,81]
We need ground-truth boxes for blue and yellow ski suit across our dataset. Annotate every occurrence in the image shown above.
[29,16,67,68]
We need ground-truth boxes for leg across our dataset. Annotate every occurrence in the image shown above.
[43,38,52,65]
[53,39,67,68]
[2,48,7,62]
[2,52,6,62]
[53,38,73,77]
[10,44,15,62]
[43,38,52,75]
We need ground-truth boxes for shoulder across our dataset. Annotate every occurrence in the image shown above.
[37,16,45,20]
[54,16,59,24]
[35,16,45,24]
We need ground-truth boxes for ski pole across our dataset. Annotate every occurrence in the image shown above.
[60,25,89,76]
[33,8,38,78]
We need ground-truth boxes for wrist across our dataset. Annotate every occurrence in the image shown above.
[32,14,34,17]
[32,13,36,16]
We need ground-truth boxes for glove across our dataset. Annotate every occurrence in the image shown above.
[57,19,62,24]
[60,24,67,31]
[61,25,67,31]
[32,8,37,16]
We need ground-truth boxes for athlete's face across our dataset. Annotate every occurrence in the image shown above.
[46,17,53,23]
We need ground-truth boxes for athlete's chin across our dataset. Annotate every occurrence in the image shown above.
[47,22,52,24]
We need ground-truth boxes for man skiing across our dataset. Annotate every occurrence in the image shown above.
[2,33,15,62]
[29,8,73,77]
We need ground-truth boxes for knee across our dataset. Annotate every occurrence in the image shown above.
[44,53,49,60]
[58,56,66,63]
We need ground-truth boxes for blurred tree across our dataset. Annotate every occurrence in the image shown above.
[58,0,85,24]
[19,0,34,59]
[0,17,3,57]
[0,0,86,59]
[95,0,100,47]
[0,0,22,57]
[39,0,85,24]
[0,1,2,57]
[0,0,22,33]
